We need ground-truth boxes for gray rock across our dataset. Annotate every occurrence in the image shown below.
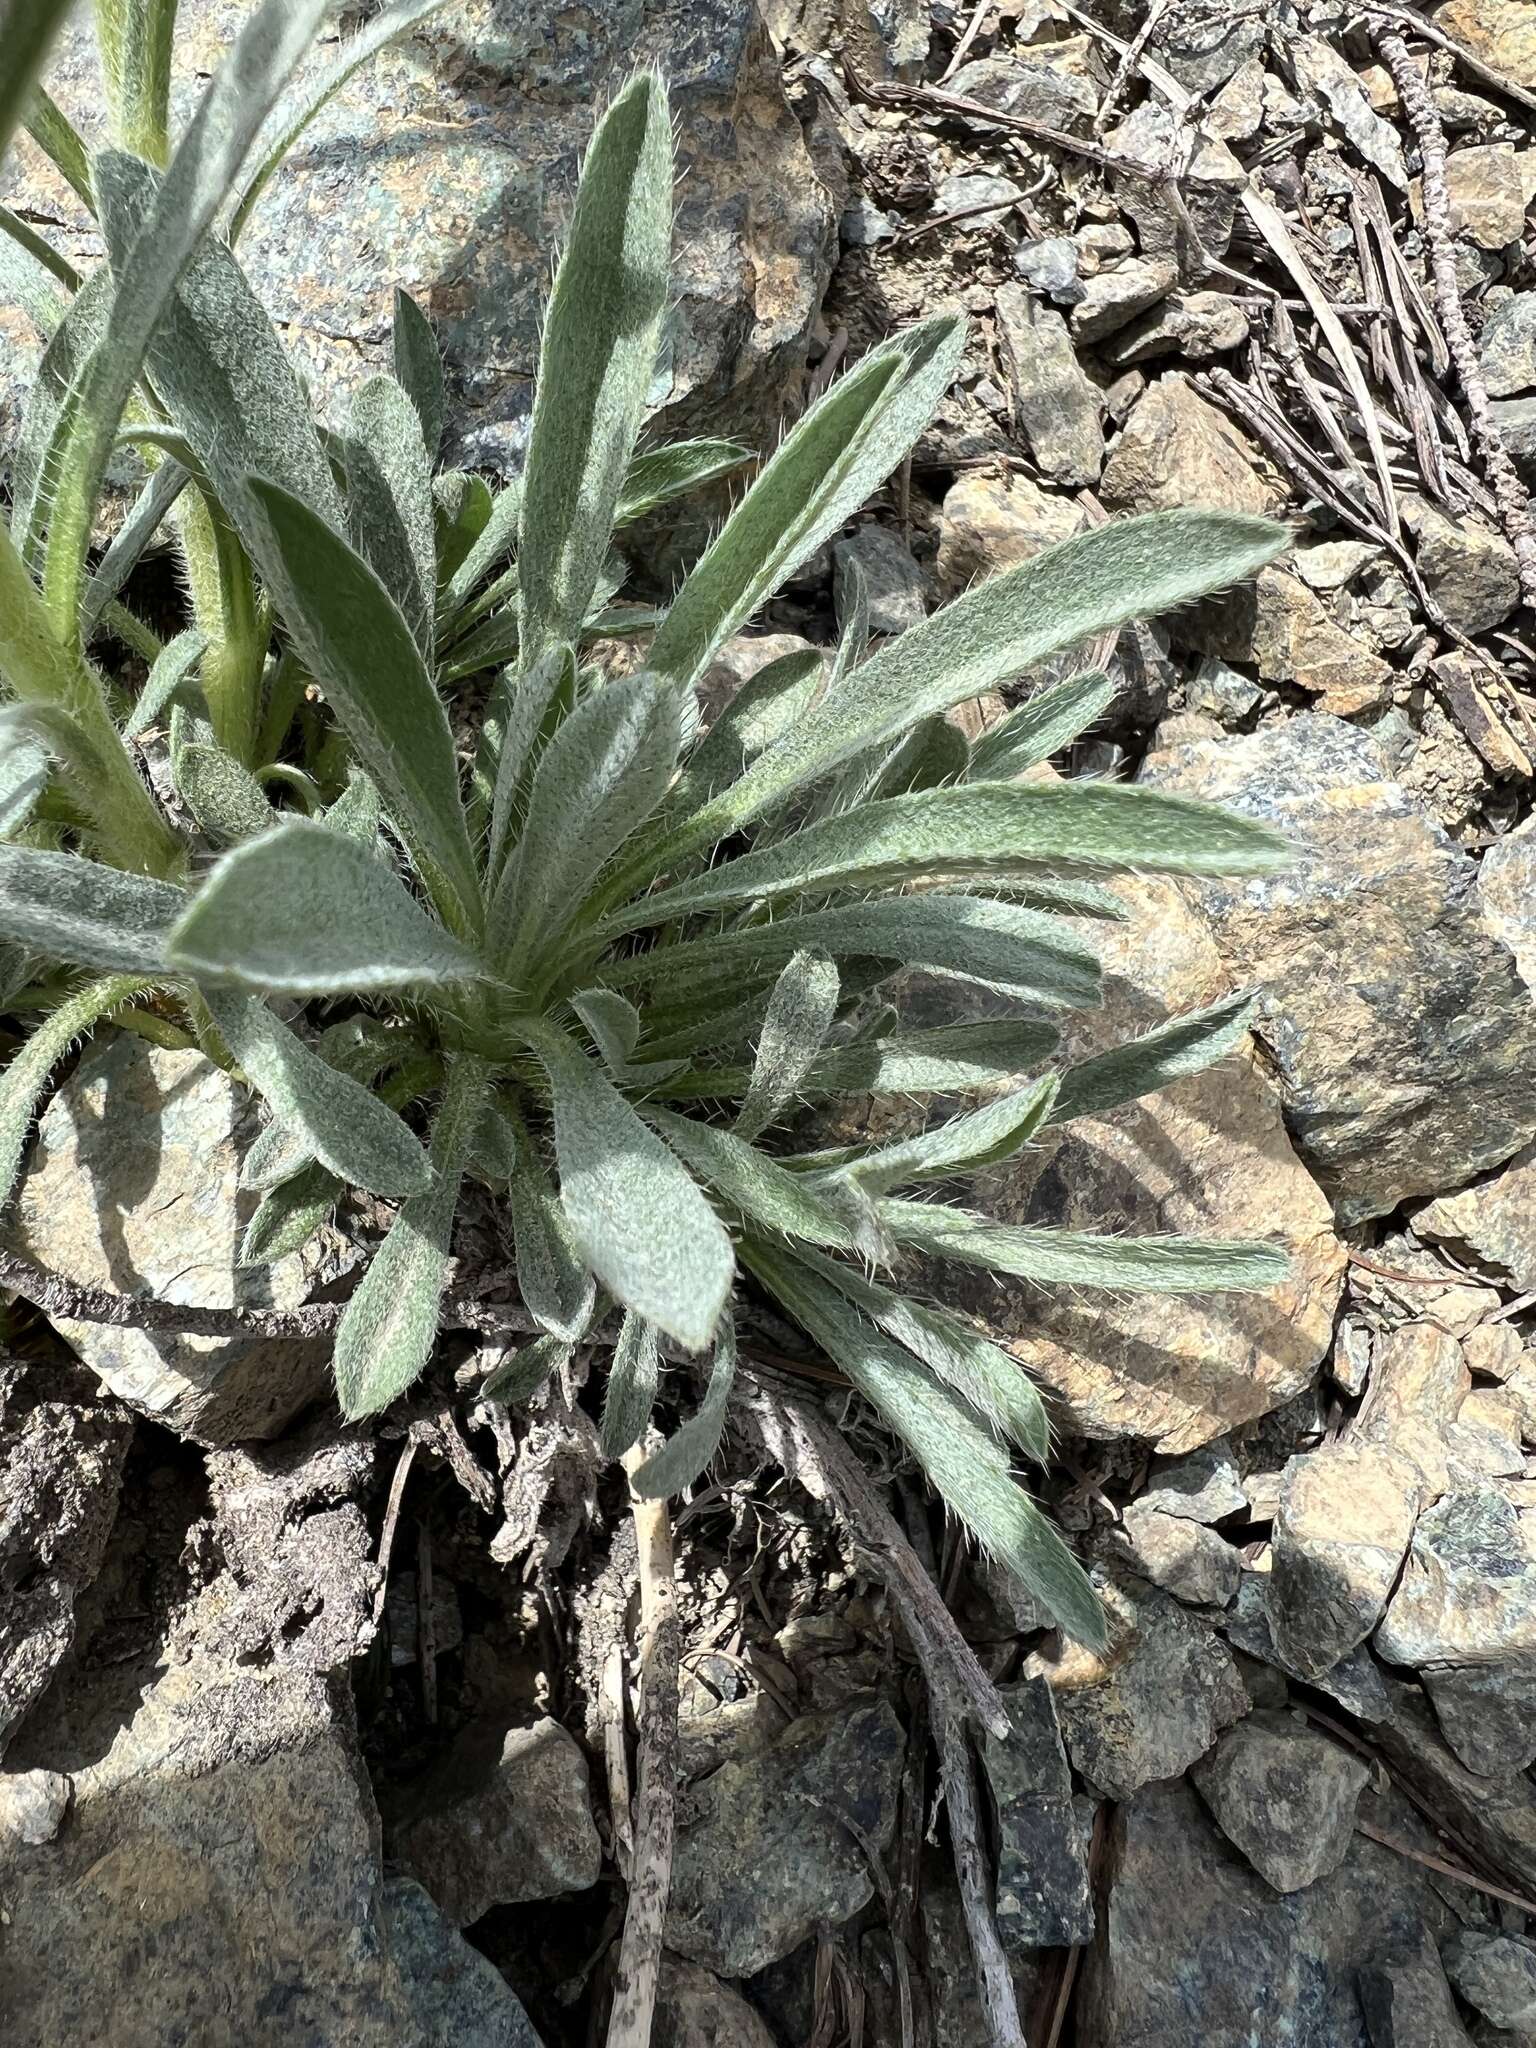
[1070,256,1180,344]
[7,1,832,473]
[981,1678,1094,1950]
[0,1769,70,1847]
[1140,715,1536,1223]
[1139,1446,1247,1523]
[1149,0,1267,91]
[934,171,1023,214]
[840,196,897,246]
[1030,1578,1249,1802]
[1269,1442,1423,1679]
[1407,496,1521,633]
[1291,34,1408,188]
[1190,1710,1369,1893]
[1416,1142,1536,1293]
[654,1955,780,2048]
[1101,372,1280,516]
[1490,296,1536,395]
[1223,1573,1395,1724]
[1013,235,1083,305]
[386,1878,544,2048]
[1490,395,1536,469]
[1193,566,1393,716]
[0,1660,538,2046]
[995,287,1103,485]
[1374,1668,1536,1892]
[1108,1504,1241,1608]
[1106,101,1246,261]
[1185,658,1265,727]
[1078,1775,1461,2047]
[1359,1929,1479,2047]
[391,1717,600,1926]
[666,1697,904,1976]
[1103,290,1250,365]
[832,525,927,637]
[1445,1932,1536,2031]
[9,1036,343,1443]
[1376,1485,1536,1776]
[948,55,1098,134]
[1479,817,1536,992]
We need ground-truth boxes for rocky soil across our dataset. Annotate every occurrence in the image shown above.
[8,0,1536,2044]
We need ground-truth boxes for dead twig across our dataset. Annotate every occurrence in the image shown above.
[416,1516,438,1725]
[371,1437,419,1627]
[1093,0,1171,136]
[1366,0,1536,115]
[938,0,991,83]
[605,1443,681,2048]
[1377,30,1536,614]
[1353,1816,1536,1916]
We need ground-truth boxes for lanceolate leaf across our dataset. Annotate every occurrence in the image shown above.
[0,708,51,835]
[173,741,274,846]
[630,1313,738,1497]
[646,1107,863,1251]
[631,511,1290,890]
[205,989,432,1198]
[523,1017,733,1352]
[486,646,577,886]
[803,1075,1058,1196]
[491,672,679,981]
[334,1053,488,1417]
[605,895,1102,1012]
[11,268,112,563]
[883,1202,1290,1293]
[345,374,436,660]
[508,1142,598,1342]
[0,974,146,1214]
[0,845,182,972]
[391,286,445,459]
[240,1160,338,1265]
[616,439,752,525]
[968,669,1116,781]
[82,461,193,641]
[1050,993,1258,1126]
[664,647,823,824]
[744,1241,1104,1647]
[648,1017,1062,1104]
[168,819,480,995]
[517,71,673,662]
[600,1309,661,1457]
[243,478,481,937]
[481,1332,572,1407]
[736,952,839,1143]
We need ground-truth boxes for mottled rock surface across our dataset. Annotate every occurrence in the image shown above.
[1416,1142,1536,1293]
[1359,1931,1478,2047]
[982,1679,1094,1950]
[1106,1504,1241,1608]
[391,1717,601,1925]
[1190,1710,1369,1893]
[1195,567,1393,715]
[1268,1442,1423,1679]
[1444,1930,1536,2030]
[1479,817,1536,990]
[1141,715,1536,1222]
[655,1956,781,2048]
[1139,1446,1247,1523]
[1100,374,1281,515]
[8,1037,342,1443]
[666,1697,904,1976]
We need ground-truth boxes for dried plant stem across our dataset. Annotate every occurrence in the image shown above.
[606,1443,681,2048]
[1377,29,1536,609]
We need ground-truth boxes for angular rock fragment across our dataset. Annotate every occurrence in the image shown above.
[1268,1443,1422,1680]
[1444,1929,1536,2031]
[1190,1710,1368,1893]
[982,1679,1094,1950]
[1101,374,1281,517]
[995,286,1103,485]
[1106,1505,1240,1608]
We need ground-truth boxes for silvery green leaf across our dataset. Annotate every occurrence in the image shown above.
[205,989,432,1197]
[238,1015,405,1191]
[168,818,480,995]
[831,553,870,688]
[434,471,493,586]
[789,1243,1048,1460]
[228,0,454,242]
[243,478,480,937]
[643,512,1290,880]
[883,1202,1290,1292]
[345,373,436,661]
[124,629,207,740]
[665,647,823,826]
[23,87,94,215]
[490,671,679,981]
[440,480,522,618]
[468,1096,521,1184]
[744,1240,1104,1648]
[0,707,50,836]
[486,646,575,888]
[509,1140,598,1342]
[1050,993,1259,1125]
[334,1053,488,1417]
[570,988,683,1086]
[605,895,1102,1012]
[803,1074,1058,1196]
[651,1017,1060,1103]
[647,316,965,697]
[0,207,71,336]
[95,155,343,532]
[868,715,969,798]
[518,71,672,662]
[630,1313,737,1498]
[174,741,275,846]
[0,845,182,972]
[481,1333,571,1407]
[0,973,144,1214]
[646,1106,863,1251]
[11,267,111,562]
[616,439,751,526]
[240,1160,338,1265]
[524,1017,733,1352]
[0,0,75,167]
[391,286,444,459]
[81,461,192,641]
[609,778,1288,936]
[736,952,839,1143]
[323,768,384,848]
[439,610,522,686]
[600,1308,661,1458]
[968,669,1115,781]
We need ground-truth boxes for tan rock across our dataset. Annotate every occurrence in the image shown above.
[1196,567,1393,715]
[1354,1323,1473,1496]
[1269,1442,1425,1677]
[1101,374,1283,518]
[1478,813,1536,990]
[1406,496,1520,632]
[1429,653,1532,780]
[1423,143,1529,247]
[1416,1140,1536,1292]
[1435,0,1536,89]
[935,471,1085,590]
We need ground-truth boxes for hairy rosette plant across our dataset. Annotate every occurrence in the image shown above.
[0,0,1296,1642]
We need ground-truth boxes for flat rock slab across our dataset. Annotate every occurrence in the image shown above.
[4,0,832,474]
[1268,1441,1423,1680]
[1444,1929,1536,2031]
[8,1037,338,1445]
[1141,714,1536,1224]
[981,1678,1094,1950]
[666,1697,904,1977]
[1190,1709,1369,1893]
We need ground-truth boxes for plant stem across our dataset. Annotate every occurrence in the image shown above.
[175,489,266,765]
[94,0,177,165]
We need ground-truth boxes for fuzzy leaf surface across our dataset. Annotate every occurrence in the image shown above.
[600,1309,661,1457]
[630,1314,738,1497]
[968,669,1116,781]
[1050,993,1258,1125]
[884,1203,1290,1292]
[736,952,839,1143]
[0,846,181,972]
